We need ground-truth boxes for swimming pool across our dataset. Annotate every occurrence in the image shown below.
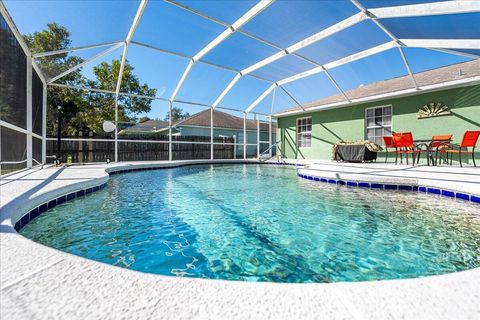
[20,164,480,283]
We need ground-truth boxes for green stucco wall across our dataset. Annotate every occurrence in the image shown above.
[277,85,480,162]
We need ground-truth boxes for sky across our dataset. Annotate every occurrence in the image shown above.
[4,0,477,120]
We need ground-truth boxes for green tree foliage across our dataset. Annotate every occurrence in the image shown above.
[24,23,84,136]
[24,23,83,82]
[24,23,156,136]
[164,106,191,122]
[83,60,157,132]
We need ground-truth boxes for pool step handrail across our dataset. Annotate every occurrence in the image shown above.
[259,140,281,162]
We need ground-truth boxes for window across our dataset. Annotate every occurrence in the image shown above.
[365,105,392,146]
[296,117,312,148]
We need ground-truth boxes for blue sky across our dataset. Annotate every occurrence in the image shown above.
[5,0,476,120]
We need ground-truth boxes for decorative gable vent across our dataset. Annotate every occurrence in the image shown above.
[417,102,451,119]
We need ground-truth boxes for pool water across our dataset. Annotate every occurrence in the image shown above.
[20,164,480,283]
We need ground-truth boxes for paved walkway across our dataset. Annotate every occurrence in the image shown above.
[1,160,479,320]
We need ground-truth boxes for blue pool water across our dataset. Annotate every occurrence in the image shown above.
[20,164,480,283]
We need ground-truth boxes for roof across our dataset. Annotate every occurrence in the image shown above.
[175,109,275,132]
[276,59,480,116]
[122,110,276,134]
[124,120,169,132]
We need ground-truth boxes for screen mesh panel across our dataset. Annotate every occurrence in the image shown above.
[0,13,26,129]
[0,126,27,173]
[32,71,43,135]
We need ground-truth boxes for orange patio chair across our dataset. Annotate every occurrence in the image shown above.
[430,134,452,165]
[392,132,428,165]
[444,131,480,167]
[382,136,396,163]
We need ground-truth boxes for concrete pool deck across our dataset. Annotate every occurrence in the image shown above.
[1,159,479,319]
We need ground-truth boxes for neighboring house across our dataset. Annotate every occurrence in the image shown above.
[121,109,277,157]
[119,119,172,135]
[274,59,480,161]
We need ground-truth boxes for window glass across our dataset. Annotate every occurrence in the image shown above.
[365,105,392,146]
[296,117,312,148]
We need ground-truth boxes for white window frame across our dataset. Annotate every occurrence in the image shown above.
[296,117,312,149]
[365,105,393,146]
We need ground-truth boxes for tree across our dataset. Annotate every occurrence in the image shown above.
[86,60,157,128]
[164,107,190,122]
[24,23,157,135]
[24,23,85,136]
[24,23,83,82]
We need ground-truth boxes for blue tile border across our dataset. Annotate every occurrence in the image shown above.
[14,161,478,232]
[14,183,107,232]
[108,161,305,176]
[297,172,480,206]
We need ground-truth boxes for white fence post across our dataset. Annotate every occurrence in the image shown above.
[26,57,32,168]
[257,116,260,159]
[114,99,118,162]
[210,107,214,160]
[243,112,247,160]
[42,81,47,164]
[169,101,173,161]
[268,116,272,158]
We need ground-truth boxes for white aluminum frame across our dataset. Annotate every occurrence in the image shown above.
[114,0,148,162]
[210,0,480,113]
[35,0,479,120]
[350,0,418,90]
[168,0,273,104]
[3,0,479,167]
[33,41,123,58]
[246,35,479,114]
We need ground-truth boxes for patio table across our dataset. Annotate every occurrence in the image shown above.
[413,139,452,166]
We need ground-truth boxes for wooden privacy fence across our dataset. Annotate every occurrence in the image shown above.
[46,134,235,163]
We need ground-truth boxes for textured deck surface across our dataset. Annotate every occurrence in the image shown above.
[1,160,479,320]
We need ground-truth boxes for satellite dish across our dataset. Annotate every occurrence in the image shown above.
[103,121,116,133]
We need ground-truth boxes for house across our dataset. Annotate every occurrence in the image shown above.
[120,119,171,134]
[121,109,277,157]
[274,59,480,161]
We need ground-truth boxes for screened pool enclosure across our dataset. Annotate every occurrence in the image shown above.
[1,0,479,173]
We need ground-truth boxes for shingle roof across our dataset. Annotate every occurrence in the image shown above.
[124,110,275,133]
[280,59,480,114]
[125,119,169,132]
[175,109,275,131]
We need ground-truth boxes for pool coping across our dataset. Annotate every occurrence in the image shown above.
[1,159,479,319]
